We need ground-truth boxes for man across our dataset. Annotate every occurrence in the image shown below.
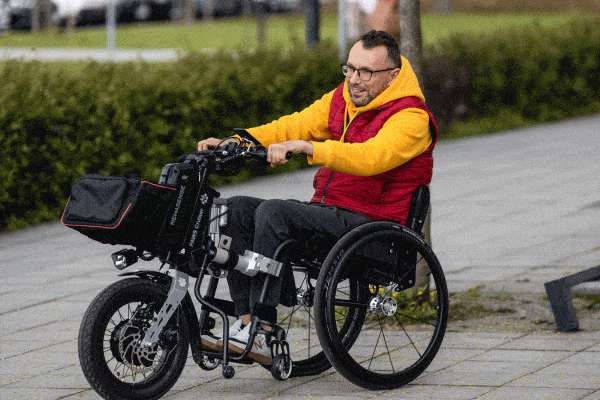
[198,30,438,365]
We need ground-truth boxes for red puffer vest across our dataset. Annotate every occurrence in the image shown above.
[309,83,439,225]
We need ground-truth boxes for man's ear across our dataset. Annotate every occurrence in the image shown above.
[388,68,400,86]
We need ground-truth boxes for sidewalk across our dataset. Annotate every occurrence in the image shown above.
[0,47,184,62]
[1,115,599,399]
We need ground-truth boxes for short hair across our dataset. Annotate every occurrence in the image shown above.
[359,30,402,69]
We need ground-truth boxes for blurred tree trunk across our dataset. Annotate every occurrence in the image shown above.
[32,0,55,32]
[305,0,320,48]
[256,0,266,47]
[183,0,194,25]
[434,0,451,14]
[171,0,194,24]
[242,0,252,15]
[337,0,349,60]
[203,0,214,22]
[399,0,432,296]
[32,0,41,31]
[65,13,76,33]
[399,0,423,83]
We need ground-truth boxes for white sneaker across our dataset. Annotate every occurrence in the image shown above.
[218,319,246,340]
[202,319,245,351]
[228,325,272,365]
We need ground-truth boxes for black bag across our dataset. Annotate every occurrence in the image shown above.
[62,174,175,247]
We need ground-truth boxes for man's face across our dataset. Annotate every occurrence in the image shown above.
[345,42,399,107]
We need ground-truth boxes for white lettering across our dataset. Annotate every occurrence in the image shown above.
[194,209,204,230]
[170,185,186,226]
[189,230,197,247]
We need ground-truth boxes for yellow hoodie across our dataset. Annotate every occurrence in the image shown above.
[247,56,432,177]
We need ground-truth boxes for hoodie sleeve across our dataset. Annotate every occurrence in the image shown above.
[310,107,432,176]
[247,90,336,147]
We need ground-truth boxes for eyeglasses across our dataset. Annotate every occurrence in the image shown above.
[341,64,397,82]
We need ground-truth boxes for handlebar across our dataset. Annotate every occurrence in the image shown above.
[179,138,268,176]
[182,136,293,177]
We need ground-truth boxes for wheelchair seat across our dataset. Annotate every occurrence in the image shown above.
[289,184,431,277]
[299,184,430,252]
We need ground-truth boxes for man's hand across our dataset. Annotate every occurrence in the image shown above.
[197,137,237,151]
[267,140,313,168]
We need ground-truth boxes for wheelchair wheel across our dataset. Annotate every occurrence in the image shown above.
[314,221,448,390]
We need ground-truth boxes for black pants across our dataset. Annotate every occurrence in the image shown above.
[221,196,372,323]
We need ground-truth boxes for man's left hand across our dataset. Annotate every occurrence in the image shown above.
[267,140,313,168]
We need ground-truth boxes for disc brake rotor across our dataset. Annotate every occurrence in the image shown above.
[117,320,160,373]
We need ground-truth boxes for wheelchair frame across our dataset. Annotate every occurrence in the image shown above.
[195,184,448,388]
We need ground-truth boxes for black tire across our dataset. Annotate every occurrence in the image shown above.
[271,354,293,381]
[78,278,189,400]
[314,221,448,390]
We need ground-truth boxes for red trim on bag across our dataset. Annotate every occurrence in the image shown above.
[61,181,175,229]
[60,197,71,226]
[62,203,133,229]
[141,181,176,190]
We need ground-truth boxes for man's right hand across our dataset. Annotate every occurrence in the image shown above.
[197,137,237,151]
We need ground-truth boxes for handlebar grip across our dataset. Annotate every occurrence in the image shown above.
[254,148,269,159]
[286,151,292,160]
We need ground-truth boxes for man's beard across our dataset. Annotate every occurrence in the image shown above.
[348,84,373,107]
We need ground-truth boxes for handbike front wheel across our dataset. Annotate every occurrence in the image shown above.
[78,278,189,400]
[314,221,449,390]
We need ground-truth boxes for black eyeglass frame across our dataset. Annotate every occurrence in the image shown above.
[341,63,398,82]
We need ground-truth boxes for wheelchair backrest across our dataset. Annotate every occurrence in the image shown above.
[406,185,430,235]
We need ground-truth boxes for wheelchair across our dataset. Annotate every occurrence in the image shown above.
[200,185,449,389]
[72,133,448,399]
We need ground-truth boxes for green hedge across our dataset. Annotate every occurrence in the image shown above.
[0,44,341,230]
[429,15,600,126]
[1,16,599,231]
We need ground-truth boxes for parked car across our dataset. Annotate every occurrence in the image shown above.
[74,0,109,25]
[52,0,110,27]
[8,0,299,31]
[57,0,244,27]
[262,0,299,13]
[193,0,241,18]
[6,0,58,31]
[7,0,32,30]
[55,0,169,27]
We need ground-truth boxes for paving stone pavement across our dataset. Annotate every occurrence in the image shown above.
[1,115,599,399]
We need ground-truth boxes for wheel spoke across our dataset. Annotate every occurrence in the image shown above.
[271,266,328,378]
